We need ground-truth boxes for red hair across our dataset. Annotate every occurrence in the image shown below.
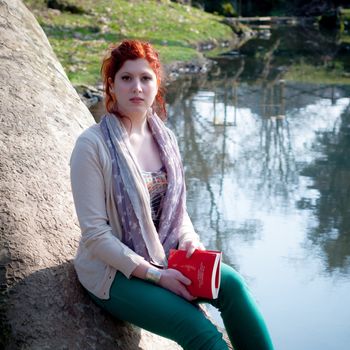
[101,40,166,120]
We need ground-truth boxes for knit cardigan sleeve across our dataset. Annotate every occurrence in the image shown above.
[70,129,145,279]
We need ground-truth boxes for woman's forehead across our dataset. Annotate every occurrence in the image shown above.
[118,58,155,75]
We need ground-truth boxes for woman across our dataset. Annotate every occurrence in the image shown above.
[70,39,274,350]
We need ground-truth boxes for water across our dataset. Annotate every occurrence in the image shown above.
[165,26,350,350]
[90,25,350,350]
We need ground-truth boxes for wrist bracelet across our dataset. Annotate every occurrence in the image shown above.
[145,267,162,284]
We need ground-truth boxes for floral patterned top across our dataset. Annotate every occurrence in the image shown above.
[142,167,167,230]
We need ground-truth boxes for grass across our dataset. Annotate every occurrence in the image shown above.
[285,61,350,85]
[340,34,350,44]
[341,8,350,21]
[23,0,238,85]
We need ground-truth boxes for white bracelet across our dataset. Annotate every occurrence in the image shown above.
[145,267,162,284]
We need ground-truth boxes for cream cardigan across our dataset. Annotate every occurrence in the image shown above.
[70,123,200,299]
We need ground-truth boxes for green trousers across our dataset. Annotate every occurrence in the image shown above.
[89,263,274,350]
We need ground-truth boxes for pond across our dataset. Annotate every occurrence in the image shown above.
[165,25,350,350]
[90,25,350,350]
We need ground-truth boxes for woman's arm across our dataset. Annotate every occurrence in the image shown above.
[132,260,196,301]
[70,134,145,278]
[178,211,205,257]
[166,127,205,257]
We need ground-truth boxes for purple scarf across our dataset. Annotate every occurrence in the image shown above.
[100,112,186,266]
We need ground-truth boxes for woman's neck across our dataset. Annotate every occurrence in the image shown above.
[121,112,148,136]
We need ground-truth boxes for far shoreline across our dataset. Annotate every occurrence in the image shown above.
[77,32,255,109]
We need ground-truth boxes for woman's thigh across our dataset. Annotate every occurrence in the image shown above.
[89,272,229,350]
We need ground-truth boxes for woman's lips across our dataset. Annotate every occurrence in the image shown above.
[130,97,144,103]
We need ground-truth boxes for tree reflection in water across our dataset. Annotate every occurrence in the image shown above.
[298,103,350,274]
[166,66,350,275]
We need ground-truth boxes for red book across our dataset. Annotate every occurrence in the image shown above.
[168,249,222,299]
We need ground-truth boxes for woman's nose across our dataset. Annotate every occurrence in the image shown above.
[132,78,142,93]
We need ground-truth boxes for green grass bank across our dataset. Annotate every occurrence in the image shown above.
[24,0,245,86]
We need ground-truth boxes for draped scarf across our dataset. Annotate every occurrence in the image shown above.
[100,112,186,267]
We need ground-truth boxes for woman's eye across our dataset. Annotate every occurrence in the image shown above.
[142,76,152,81]
[121,76,131,81]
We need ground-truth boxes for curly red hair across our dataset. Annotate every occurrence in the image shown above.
[101,40,166,120]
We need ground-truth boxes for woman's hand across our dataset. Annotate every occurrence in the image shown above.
[181,240,206,258]
[132,261,196,301]
[159,268,197,301]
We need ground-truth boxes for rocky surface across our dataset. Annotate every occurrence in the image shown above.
[0,0,182,348]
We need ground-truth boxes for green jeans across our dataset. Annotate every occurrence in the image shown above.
[89,263,274,350]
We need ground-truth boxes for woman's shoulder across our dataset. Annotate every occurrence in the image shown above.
[75,117,111,151]
[163,124,178,145]
[72,119,109,159]
[77,122,103,143]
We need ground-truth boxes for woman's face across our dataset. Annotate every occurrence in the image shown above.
[109,58,158,119]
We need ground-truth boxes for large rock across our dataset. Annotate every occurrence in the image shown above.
[0,1,181,349]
